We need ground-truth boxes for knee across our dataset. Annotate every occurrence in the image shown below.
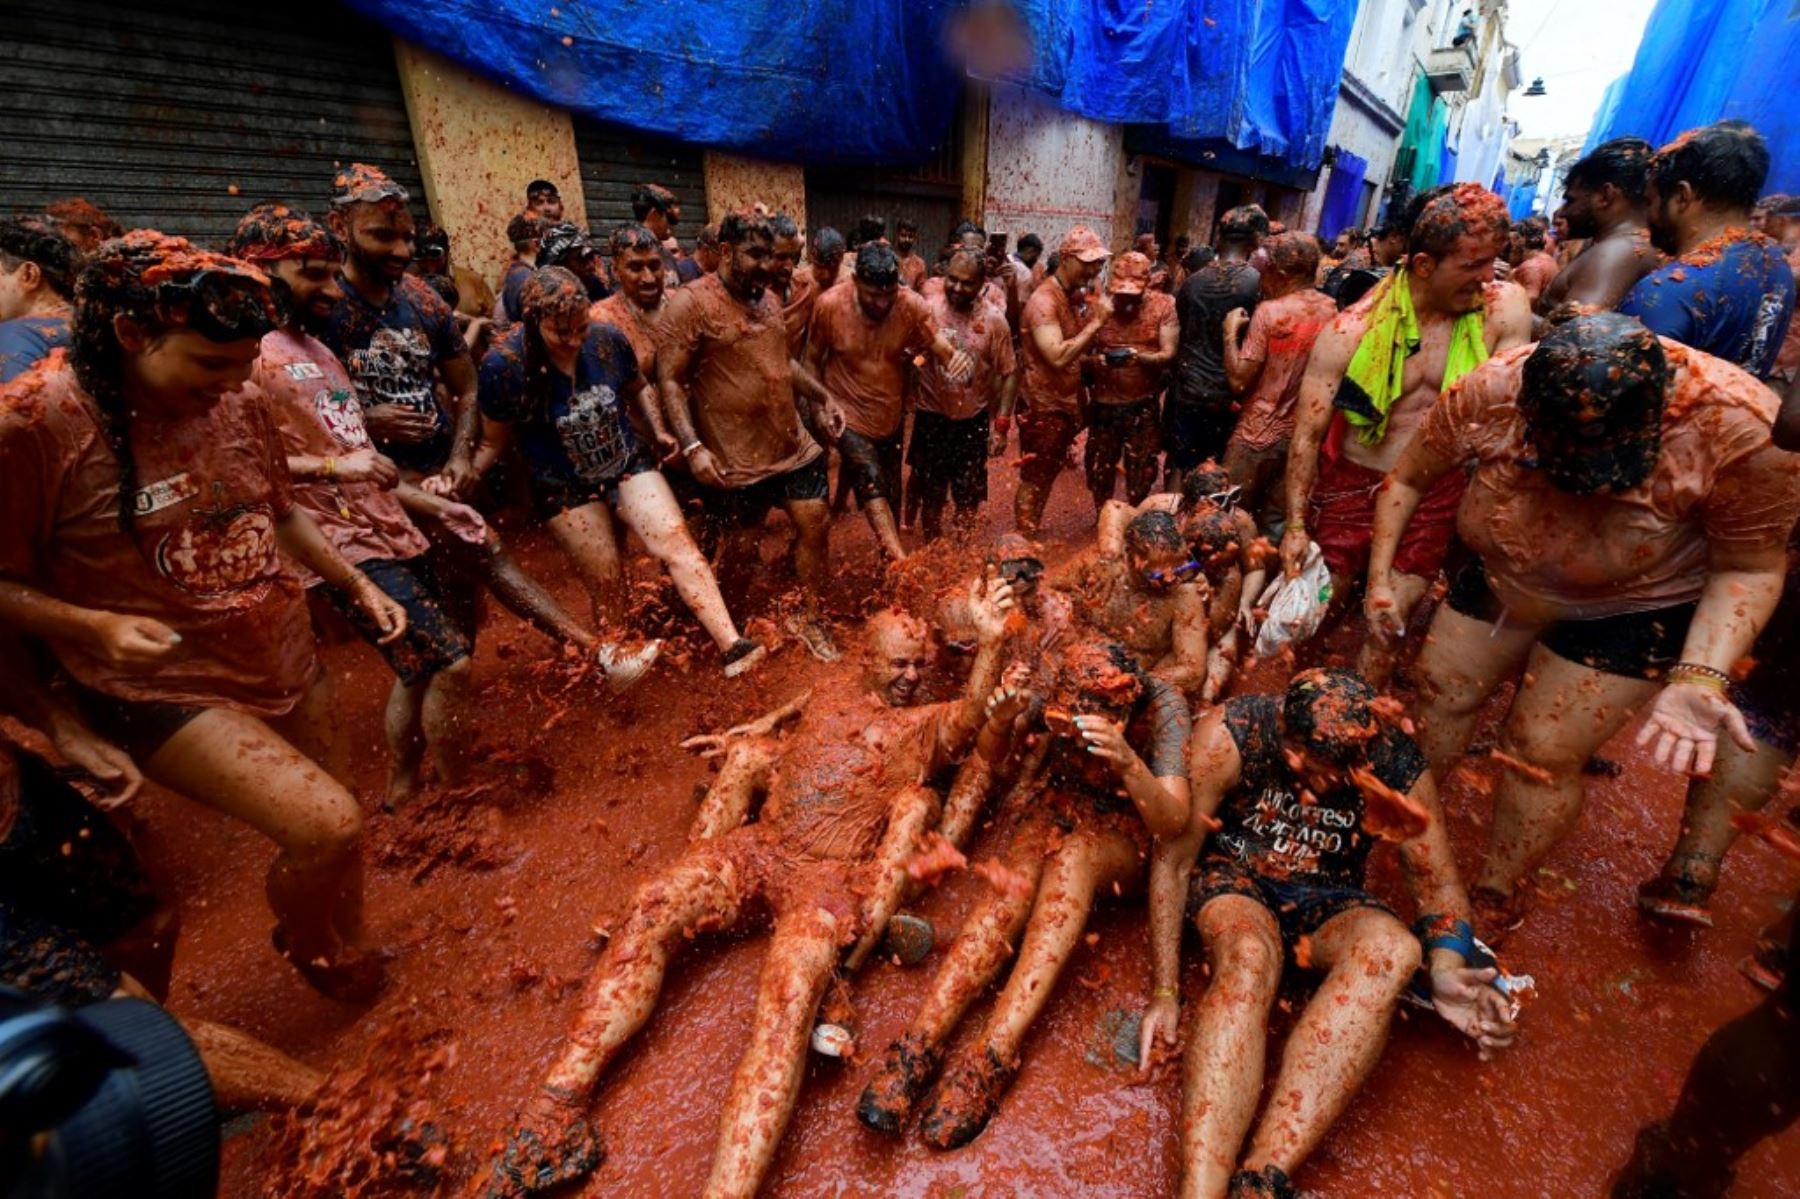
[1356,921,1423,987]
[1497,715,1583,775]
[1211,929,1282,994]
[285,786,364,861]
[437,654,475,689]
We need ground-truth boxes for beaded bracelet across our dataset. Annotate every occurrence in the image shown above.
[1667,662,1731,692]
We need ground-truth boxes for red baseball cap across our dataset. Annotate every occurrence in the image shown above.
[1058,224,1111,264]
[1109,251,1152,294]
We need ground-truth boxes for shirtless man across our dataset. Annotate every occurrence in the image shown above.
[1086,250,1180,509]
[1508,222,1560,306]
[1281,184,1531,685]
[895,217,929,291]
[1048,510,1209,692]
[659,210,845,661]
[1537,139,1661,334]
[806,242,973,561]
[1144,669,1515,1198]
[477,577,1017,1199]
[591,223,680,458]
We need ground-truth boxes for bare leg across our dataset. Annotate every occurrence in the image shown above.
[704,903,845,1199]
[617,472,746,652]
[146,710,377,997]
[689,740,775,841]
[846,785,943,972]
[383,677,428,807]
[1178,896,1284,1199]
[184,1017,326,1112]
[268,666,348,787]
[479,532,598,649]
[782,498,831,617]
[423,656,476,787]
[918,827,1141,1148]
[1645,736,1793,911]
[864,497,907,562]
[1411,605,1540,778]
[1479,644,1657,897]
[1355,568,1431,689]
[1241,908,1421,1183]
[547,502,627,633]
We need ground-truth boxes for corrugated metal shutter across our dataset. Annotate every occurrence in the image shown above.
[803,125,965,259]
[0,0,422,249]
[572,117,707,245]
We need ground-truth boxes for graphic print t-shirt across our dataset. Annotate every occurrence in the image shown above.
[478,323,641,493]
[319,273,465,473]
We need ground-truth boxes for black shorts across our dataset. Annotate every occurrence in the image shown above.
[70,685,204,764]
[526,452,655,523]
[326,555,473,685]
[1161,401,1236,471]
[1188,854,1390,961]
[908,410,990,510]
[0,754,159,1005]
[1446,556,1697,681]
[838,428,905,506]
[702,453,830,529]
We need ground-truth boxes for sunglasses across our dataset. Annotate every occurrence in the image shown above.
[998,556,1045,585]
[156,271,276,343]
[1145,559,1204,587]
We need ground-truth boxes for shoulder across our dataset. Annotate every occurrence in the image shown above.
[588,321,636,368]
[479,327,528,379]
[0,357,92,447]
[1667,341,1781,429]
[1023,282,1060,322]
[397,274,454,323]
[1147,291,1178,323]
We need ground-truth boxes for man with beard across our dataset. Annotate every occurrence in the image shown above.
[1281,184,1531,686]
[807,242,973,562]
[1048,509,1209,691]
[591,224,680,460]
[632,183,698,288]
[1087,250,1179,509]
[775,218,838,357]
[477,578,1018,1199]
[1012,225,1113,535]
[911,246,1019,539]
[321,164,657,692]
[230,204,484,805]
[895,217,929,290]
[1538,138,1661,327]
[1620,121,1794,380]
[658,210,845,661]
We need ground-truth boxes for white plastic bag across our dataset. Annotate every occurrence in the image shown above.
[1252,541,1333,658]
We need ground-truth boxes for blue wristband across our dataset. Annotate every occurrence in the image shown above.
[1412,914,1477,963]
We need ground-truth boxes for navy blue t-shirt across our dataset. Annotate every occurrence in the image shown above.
[477,322,641,494]
[317,273,465,473]
[498,260,532,324]
[0,314,71,384]
[1619,236,1795,379]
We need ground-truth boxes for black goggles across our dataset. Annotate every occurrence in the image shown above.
[998,556,1045,585]
[156,271,276,343]
[1145,559,1204,587]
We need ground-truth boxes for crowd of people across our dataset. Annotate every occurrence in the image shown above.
[1,114,1797,1198]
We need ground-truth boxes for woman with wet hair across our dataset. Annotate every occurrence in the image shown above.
[0,231,409,1000]
[474,266,765,676]
[1369,312,1800,933]
[857,637,1190,1148]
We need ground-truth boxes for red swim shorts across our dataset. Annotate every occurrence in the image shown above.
[1310,449,1465,581]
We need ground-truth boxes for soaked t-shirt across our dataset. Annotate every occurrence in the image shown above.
[479,323,641,491]
[320,273,465,474]
[781,264,824,358]
[0,315,71,385]
[898,252,929,291]
[1231,288,1338,450]
[1041,675,1192,805]
[1092,291,1178,404]
[917,290,1015,421]
[657,272,821,488]
[254,328,427,584]
[1418,339,1800,622]
[493,260,533,326]
[0,362,314,715]
[592,293,669,448]
[808,284,940,440]
[1174,260,1261,409]
[763,699,951,862]
[1619,235,1795,380]
[1020,276,1088,415]
[1214,694,1426,888]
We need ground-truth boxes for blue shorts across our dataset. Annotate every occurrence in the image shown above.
[1188,854,1391,961]
[327,555,472,685]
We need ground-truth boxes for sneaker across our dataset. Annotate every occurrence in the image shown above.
[785,614,841,663]
[1228,1165,1298,1199]
[721,637,766,678]
[595,640,662,695]
[919,1044,1016,1150]
[857,1032,942,1134]
[480,1108,605,1198]
[882,913,936,965]
[1635,872,1716,929]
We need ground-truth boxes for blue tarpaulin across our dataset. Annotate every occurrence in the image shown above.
[1586,0,1800,193]
[1509,181,1538,220]
[347,1,1357,171]
[1318,149,1368,241]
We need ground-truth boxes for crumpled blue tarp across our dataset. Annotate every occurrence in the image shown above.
[342,0,964,164]
[346,0,1354,172]
[1587,0,1800,192]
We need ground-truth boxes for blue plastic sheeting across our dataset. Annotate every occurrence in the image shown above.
[1012,0,1356,171]
[1318,149,1368,241]
[342,0,963,164]
[1587,0,1800,191]
[1509,181,1538,220]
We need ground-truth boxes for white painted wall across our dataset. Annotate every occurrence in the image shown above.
[982,83,1126,250]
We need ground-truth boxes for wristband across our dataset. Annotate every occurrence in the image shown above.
[323,455,336,479]
[1667,662,1730,692]
[992,415,1011,434]
[1412,914,1476,963]
[1153,985,1179,1000]
[680,440,703,457]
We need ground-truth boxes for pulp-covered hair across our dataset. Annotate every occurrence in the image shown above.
[697,223,722,249]
[1179,460,1233,509]
[1218,205,1271,246]
[1054,637,1147,712]
[609,223,662,257]
[1565,138,1654,205]
[0,215,77,300]
[1123,509,1184,555]
[631,183,679,221]
[854,242,901,287]
[853,214,887,246]
[945,245,987,276]
[71,231,272,531]
[516,266,593,414]
[1512,220,1547,251]
[769,213,800,240]
[1017,232,1043,254]
[227,203,342,266]
[506,211,548,250]
[1406,183,1509,259]
[719,210,774,247]
[45,198,121,243]
[1262,231,1320,282]
[1648,121,1770,212]
[813,226,847,262]
[1283,668,1381,765]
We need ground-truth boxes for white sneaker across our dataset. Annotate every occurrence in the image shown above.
[595,640,662,695]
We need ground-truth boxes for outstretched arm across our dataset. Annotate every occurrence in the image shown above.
[1364,417,1462,636]
[1280,322,1357,575]
[1152,580,1210,693]
[932,573,1018,766]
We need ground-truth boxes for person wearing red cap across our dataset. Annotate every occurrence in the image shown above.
[1085,250,1177,510]
[1221,232,1337,518]
[1012,224,1112,535]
